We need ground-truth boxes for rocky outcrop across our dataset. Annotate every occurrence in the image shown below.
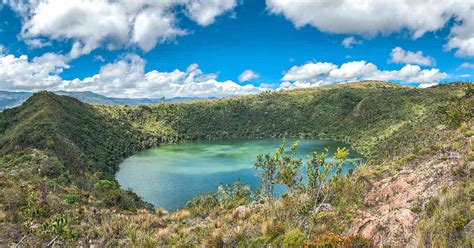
[348,152,461,247]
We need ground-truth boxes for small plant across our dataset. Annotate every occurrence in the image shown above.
[281,229,306,247]
[42,215,69,235]
[93,179,117,192]
[311,231,370,247]
[65,193,79,204]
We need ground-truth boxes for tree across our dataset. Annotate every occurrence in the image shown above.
[275,141,303,193]
[255,152,278,199]
[256,141,351,215]
[308,147,349,214]
[255,140,303,198]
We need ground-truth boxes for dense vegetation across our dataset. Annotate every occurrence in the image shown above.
[0,81,472,246]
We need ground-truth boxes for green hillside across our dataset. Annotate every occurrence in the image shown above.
[0,81,472,246]
[2,81,470,175]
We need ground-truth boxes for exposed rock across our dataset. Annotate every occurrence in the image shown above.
[348,152,460,247]
[232,205,250,219]
[467,161,474,176]
[464,219,474,240]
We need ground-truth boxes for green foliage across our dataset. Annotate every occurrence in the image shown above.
[417,181,473,247]
[254,152,278,198]
[186,180,254,214]
[276,141,304,192]
[306,149,328,189]
[310,231,371,247]
[42,215,69,235]
[281,229,306,247]
[93,179,117,192]
[64,193,79,204]
[0,81,471,246]
[1,82,470,183]
[255,141,305,196]
[440,101,473,128]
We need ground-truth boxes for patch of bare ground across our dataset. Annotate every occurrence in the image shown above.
[348,151,465,247]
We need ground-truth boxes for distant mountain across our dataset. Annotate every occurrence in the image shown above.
[0,90,214,111]
[0,91,32,111]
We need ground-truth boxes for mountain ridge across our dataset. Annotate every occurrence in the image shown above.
[0,90,215,111]
[0,81,472,246]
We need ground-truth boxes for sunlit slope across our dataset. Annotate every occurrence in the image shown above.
[98,81,471,158]
[1,81,472,178]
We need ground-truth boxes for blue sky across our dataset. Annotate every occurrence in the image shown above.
[0,0,473,98]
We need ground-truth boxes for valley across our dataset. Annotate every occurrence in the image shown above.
[0,81,472,246]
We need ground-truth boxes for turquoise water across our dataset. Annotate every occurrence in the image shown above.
[116,138,361,210]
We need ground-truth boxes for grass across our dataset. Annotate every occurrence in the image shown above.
[417,181,473,247]
[0,81,472,246]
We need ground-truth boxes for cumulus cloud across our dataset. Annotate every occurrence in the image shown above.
[389,47,435,66]
[131,8,187,52]
[266,0,474,57]
[418,83,438,88]
[341,36,362,49]
[0,50,266,98]
[185,0,237,26]
[0,51,69,91]
[5,0,237,55]
[59,55,265,98]
[238,70,259,82]
[278,61,448,90]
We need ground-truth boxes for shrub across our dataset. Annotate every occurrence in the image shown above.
[93,179,117,192]
[64,193,79,204]
[281,229,306,247]
[311,231,370,247]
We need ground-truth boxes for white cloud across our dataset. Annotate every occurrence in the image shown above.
[0,51,69,91]
[24,38,51,48]
[341,36,362,49]
[131,9,187,52]
[418,83,438,88]
[238,70,259,82]
[459,62,474,69]
[0,50,266,98]
[389,47,435,66]
[278,61,448,90]
[266,0,474,57]
[282,62,337,82]
[185,0,237,26]
[5,0,238,56]
[59,55,266,98]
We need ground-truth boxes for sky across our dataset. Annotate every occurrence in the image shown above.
[0,0,473,98]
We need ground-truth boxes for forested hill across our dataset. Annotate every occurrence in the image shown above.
[0,81,472,178]
[0,81,472,246]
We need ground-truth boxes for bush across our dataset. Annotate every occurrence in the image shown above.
[93,179,117,192]
[281,229,306,247]
[65,193,79,204]
[311,231,371,247]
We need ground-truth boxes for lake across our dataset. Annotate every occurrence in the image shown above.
[116,138,361,210]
